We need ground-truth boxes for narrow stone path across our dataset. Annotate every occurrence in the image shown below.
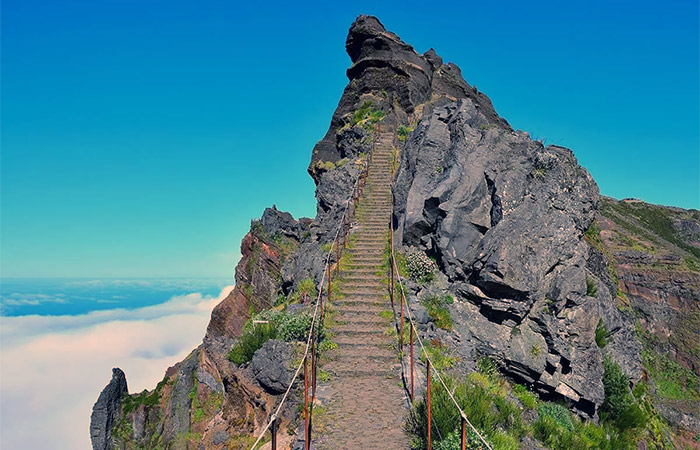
[315,132,410,449]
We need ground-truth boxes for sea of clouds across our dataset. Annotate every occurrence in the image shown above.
[0,285,233,450]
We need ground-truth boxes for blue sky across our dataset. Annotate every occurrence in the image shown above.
[2,0,698,278]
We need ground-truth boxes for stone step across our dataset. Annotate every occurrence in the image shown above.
[325,345,395,360]
[328,368,396,378]
[342,274,384,281]
[346,258,384,263]
[334,334,392,347]
[341,282,385,289]
[340,278,384,285]
[351,249,385,255]
[353,240,386,246]
[347,256,384,263]
[334,302,387,312]
[333,326,385,337]
[350,236,387,242]
[333,306,387,323]
[324,360,397,374]
[356,222,390,227]
[335,305,386,315]
[342,268,384,275]
[335,316,386,326]
[350,249,385,254]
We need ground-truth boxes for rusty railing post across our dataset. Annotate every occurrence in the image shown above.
[461,416,466,450]
[304,355,310,450]
[427,359,432,450]
[410,324,414,403]
[271,416,278,450]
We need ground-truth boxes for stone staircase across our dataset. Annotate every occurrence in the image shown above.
[315,132,410,449]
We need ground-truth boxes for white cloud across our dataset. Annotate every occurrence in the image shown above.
[2,293,69,306]
[0,286,233,450]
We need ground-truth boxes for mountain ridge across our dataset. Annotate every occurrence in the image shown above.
[90,15,699,450]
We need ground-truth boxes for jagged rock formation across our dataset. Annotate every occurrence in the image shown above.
[90,14,699,448]
[90,368,128,450]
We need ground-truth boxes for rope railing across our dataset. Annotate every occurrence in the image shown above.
[388,133,493,450]
[247,124,379,450]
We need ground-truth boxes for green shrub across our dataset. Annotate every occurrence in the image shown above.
[512,384,538,409]
[433,428,490,450]
[397,125,414,142]
[318,338,338,353]
[421,339,456,371]
[227,308,322,364]
[600,357,648,430]
[406,374,523,450]
[278,312,315,342]
[316,160,336,171]
[538,403,574,431]
[602,357,632,421]
[290,278,317,303]
[422,295,453,330]
[351,100,385,130]
[406,252,437,282]
[228,322,276,364]
[595,319,611,348]
[585,276,598,297]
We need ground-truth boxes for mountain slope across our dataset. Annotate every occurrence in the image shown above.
[90,15,699,450]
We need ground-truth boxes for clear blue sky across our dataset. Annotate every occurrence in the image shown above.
[2,0,698,278]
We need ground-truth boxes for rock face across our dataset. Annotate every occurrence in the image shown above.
[90,368,128,450]
[204,206,309,355]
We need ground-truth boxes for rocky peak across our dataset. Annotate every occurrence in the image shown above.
[90,368,128,450]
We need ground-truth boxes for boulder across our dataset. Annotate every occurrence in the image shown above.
[251,339,294,394]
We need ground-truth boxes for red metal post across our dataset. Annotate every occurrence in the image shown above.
[461,416,466,450]
[304,356,309,450]
[271,416,278,450]
[427,359,432,450]
[410,325,414,403]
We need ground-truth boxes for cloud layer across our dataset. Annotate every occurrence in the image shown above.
[0,286,232,450]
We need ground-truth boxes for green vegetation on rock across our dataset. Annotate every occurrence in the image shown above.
[421,294,453,330]
[351,100,385,130]
[406,356,673,450]
[228,308,323,364]
[595,319,611,348]
[397,124,414,141]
